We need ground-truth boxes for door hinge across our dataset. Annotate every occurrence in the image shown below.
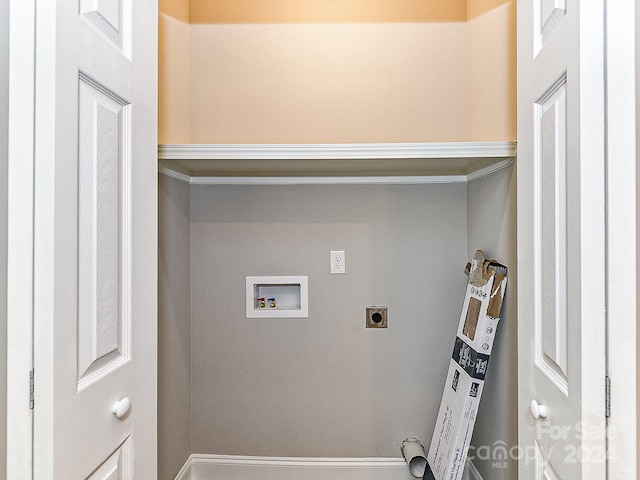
[605,375,610,418]
[29,369,34,410]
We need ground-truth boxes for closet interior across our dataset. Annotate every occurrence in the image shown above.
[157,2,517,479]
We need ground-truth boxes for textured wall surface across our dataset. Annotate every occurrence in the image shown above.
[158,175,192,479]
[467,164,517,480]
[188,23,468,144]
[188,183,469,457]
[156,0,518,468]
[159,1,515,144]
[158,0,190,144]
[467,1,516,141]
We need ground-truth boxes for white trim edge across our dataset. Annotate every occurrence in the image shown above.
[174,455,411,480]
[158,142,516,185]
[167,174,469,185]
[173,454,193,480]
[158,157,515,186]
[466,157,514,182]
[467,459,484,480]
[158,166,191,184]
[158,141,517,160]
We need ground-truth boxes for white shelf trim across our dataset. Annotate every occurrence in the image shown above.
[158,141,516,185]
[159,168,467,185]
[466,157,514,182]
[158,141,516,160]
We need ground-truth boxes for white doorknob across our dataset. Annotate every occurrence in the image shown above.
[529,399,547,419]
[112,397,131,419]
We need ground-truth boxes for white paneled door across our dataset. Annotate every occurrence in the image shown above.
[7,0,157,478]
[517,1,608,479]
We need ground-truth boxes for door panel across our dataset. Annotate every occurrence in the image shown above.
[536,0,566,54]
[77,75,132,389]
[85,436,133,480]
[518,1,607,479]
[28,0,157,478]
[537,444,562,480]
[79,0,131,58]
[535,76,568,392]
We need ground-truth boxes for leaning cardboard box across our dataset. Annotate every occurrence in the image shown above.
[424,250,508,480]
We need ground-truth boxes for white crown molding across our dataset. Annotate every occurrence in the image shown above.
[158,141,516,185]
[158,141,516,161]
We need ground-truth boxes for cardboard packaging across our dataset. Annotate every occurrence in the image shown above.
[424,250,508,480]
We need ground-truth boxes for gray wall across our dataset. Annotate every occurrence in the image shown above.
[0,0,9,474]
[158,175,192,479]
[188,184,468,457]
[467,164,518,480]
[157,172,519,466]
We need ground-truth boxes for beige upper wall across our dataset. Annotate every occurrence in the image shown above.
[189,0,466,24]
[160,0,189,22]
[466,0,512,20]
[158,0,516,144]
[467,0,516,141]
[158,13,190,144]
[159,0,190,144]
[188,23,469,144]
[160,0,510,23]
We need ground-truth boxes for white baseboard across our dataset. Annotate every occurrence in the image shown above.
[174,454,414,480]
[466,459,484,480]
[174,457,192,480]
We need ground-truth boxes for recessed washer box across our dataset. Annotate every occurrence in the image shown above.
[246,276,309,318]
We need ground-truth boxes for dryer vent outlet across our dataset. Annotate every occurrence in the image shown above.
[366,306,388,328]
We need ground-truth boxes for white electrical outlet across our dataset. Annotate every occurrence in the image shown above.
[330,250,345,274]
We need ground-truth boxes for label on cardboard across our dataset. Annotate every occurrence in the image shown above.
[451,337,491,381]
